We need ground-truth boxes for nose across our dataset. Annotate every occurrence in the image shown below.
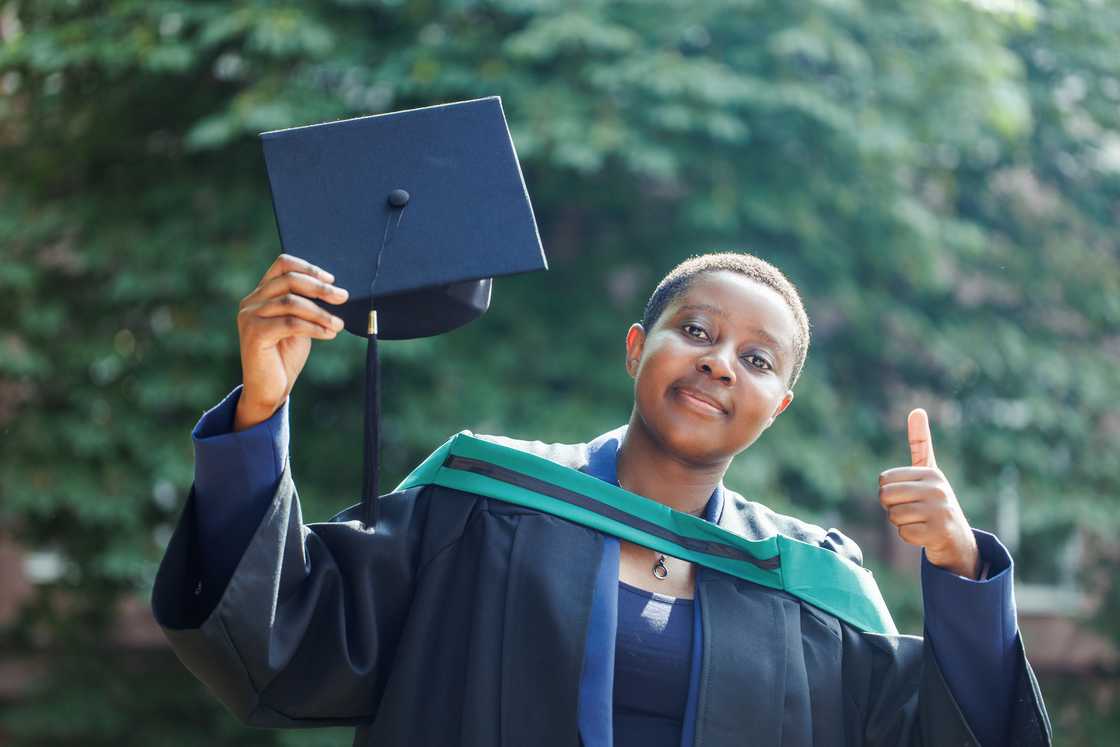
[697,347,736,385]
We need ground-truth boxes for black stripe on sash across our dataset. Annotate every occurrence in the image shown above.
[443,455,780,571]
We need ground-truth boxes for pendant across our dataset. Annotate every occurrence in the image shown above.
[652,554,669,580]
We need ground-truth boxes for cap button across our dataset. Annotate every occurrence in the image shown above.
[388,189,410,208]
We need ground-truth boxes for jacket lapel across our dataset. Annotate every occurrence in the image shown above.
[500,511,603,747]
[693,571,815,747]
[693,572,787,746]
[578,536,619,747]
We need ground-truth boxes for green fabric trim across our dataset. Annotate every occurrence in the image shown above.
[397,432,897,635]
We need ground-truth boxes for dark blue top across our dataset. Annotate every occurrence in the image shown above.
[190,386,1020,747]
[614,582,694,747]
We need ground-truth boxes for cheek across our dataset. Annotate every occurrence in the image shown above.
[728,374,784,421]
[633,372,664,415]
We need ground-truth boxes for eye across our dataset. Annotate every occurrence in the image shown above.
[742,353,773,371]
[682,323,710,341]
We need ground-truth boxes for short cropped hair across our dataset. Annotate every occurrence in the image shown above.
[640,252,811,389]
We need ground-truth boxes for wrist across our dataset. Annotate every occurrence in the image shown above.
[233,394,282,432]
[926,534,981,579]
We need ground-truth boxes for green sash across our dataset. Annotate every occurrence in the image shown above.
[397,432,897,635]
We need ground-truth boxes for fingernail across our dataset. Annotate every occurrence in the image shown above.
[332,316,344,329]
[335,287,349,299]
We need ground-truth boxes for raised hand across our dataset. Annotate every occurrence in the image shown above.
[234,254,349,431]
[879,408,981,579]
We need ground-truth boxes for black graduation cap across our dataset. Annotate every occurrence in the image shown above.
[260,97,548,528]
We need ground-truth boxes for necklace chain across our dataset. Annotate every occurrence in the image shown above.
[617,475,705,580]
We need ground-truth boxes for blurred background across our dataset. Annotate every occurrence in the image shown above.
[1,0,1118,744]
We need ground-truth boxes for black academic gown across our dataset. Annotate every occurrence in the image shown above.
[152,434,1052,746]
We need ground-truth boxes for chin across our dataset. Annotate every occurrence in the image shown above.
[638,409,741,466]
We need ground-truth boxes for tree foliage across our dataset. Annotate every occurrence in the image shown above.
[2,0,1118,743]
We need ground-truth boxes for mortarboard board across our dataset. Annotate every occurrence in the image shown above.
[260,97,548,528]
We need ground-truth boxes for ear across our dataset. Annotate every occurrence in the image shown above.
[766,390,794,426]
[625,323,646,378]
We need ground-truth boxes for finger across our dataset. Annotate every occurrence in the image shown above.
[885,502,931,527]
[252,271,349,307]
[879,481,940,507]
[879,466,939,486]
[250,293,346,332]
[260,254,335,288]
[252,315,339,347]
[897,523,931,547]
[908,408,937,468]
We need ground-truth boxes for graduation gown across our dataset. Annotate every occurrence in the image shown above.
[152,431,1052,746]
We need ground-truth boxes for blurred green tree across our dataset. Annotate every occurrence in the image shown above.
[1,0,1117,743]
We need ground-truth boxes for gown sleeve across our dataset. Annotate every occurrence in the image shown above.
[190,385,289,601]
[920,530,1018,746]
[844,625,1051,746]
[811,516,1052,746]
[151,459,461,727]
[833,544,1052,747]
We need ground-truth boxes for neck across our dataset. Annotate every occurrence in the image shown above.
[615,411,729,516]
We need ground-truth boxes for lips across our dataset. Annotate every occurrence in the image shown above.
[674,386,728,415]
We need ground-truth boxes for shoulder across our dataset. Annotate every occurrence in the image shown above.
[720,486,864,567]
[470,431,592,471]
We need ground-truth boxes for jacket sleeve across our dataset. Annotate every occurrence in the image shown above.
[150,465,459,728]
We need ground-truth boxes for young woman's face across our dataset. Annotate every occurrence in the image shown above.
[625,271,797,465]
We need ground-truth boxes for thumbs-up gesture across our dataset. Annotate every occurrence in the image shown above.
[879,409,981,579]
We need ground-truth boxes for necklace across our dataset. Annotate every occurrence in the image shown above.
[617,475,705,581]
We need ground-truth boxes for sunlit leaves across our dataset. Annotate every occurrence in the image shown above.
[2,0,1119,742]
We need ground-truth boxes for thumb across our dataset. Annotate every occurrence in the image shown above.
[908,408,937,468]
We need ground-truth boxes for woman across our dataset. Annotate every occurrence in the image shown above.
[153,251,1050,746]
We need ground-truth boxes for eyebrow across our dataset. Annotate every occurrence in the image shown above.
[675,303,789,355]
